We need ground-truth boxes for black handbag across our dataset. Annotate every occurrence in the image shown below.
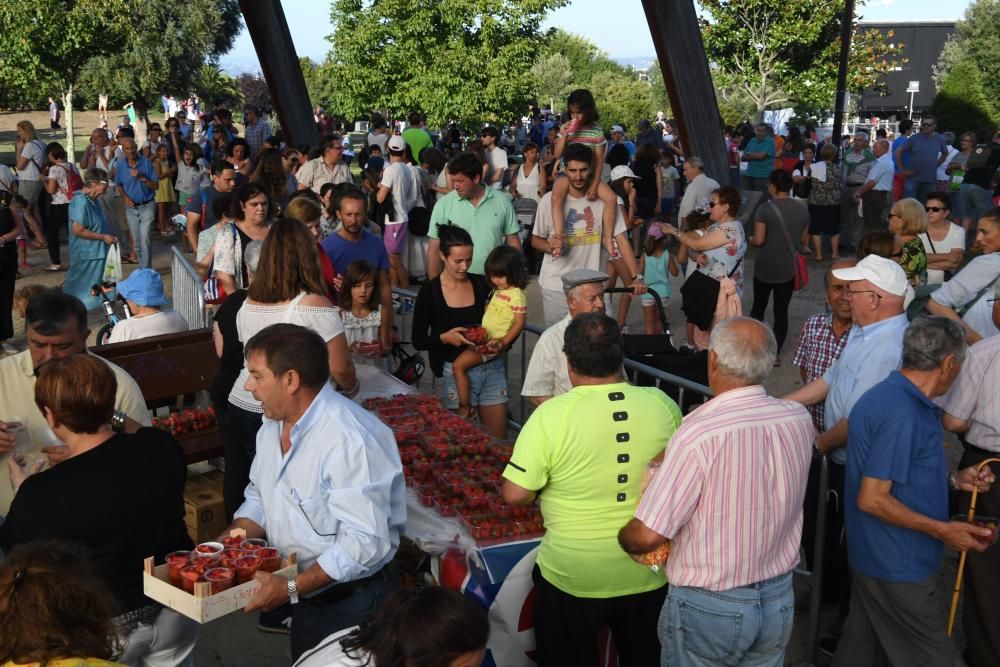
[390,342,425,386]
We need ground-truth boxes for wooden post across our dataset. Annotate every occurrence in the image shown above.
[641,0,729,185]
[238,0,320,149]
[831,0,857,147]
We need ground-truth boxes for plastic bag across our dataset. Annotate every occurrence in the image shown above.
[103,243,122,285]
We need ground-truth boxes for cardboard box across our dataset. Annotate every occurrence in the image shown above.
[143,552,298,623]
[184,473,226,543]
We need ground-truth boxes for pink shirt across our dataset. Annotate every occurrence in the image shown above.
[635,385,814,591]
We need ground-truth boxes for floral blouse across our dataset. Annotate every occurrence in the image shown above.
[699,220,747,294]
[898,236,927,286]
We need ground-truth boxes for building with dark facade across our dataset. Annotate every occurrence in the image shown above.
[859,21,956,118]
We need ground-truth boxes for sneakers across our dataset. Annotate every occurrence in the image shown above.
[44,264,63,272]
[257,611,292,635]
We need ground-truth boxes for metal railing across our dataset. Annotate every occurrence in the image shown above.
[170,247,207,329]
[391,284,826,665]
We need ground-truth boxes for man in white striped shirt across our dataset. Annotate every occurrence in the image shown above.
[619,317,813,666]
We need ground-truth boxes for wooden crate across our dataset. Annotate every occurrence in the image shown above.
[143,552,297,624]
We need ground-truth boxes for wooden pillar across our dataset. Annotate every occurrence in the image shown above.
[239,0,319,149]
[641,0,730,185]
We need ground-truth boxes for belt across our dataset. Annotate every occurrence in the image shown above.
[305,565,392,607]
[133,198,155,206]
[966,443,1000,459]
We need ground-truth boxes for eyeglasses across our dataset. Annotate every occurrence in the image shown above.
[709,201,720,208]
[925,206,946,212]
[846,289,882,299]
[921,122,935,127]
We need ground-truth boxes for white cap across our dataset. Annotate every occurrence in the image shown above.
[387,135,406,152]
[832,254,908,297]
[610,165,640,182]
[611,125,625,134]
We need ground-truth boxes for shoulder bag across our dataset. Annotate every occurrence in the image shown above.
[771,201,808,290]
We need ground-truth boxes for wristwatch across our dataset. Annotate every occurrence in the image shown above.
[287,578,299,605]
[948,471,959,491]
[110,410,127,433]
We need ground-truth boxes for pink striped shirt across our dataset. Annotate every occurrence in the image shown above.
[634,385,814,591]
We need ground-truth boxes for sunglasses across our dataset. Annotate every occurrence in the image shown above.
[925,206,947,212]
[709,202,720,208]
[921,122,935,127]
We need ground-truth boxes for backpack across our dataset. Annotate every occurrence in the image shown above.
[967,144,996,171]
[58,164,84,199]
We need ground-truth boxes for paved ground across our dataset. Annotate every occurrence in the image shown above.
[4,179,971,666]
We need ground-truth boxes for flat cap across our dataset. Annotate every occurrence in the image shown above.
[561,269,609,295]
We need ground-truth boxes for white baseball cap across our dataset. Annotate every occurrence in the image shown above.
[832,254,908,297]
[610,165,640,182]
[387,135,406,152]
[611,125,625,134]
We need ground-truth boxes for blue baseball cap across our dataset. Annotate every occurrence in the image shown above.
[117,268,169,307]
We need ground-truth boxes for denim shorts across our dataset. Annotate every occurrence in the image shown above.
[441,355,509,408]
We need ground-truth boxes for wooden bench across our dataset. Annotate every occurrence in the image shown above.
[91,328,223,463]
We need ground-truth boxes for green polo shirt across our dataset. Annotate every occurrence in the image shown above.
[503,382,683,598]
[429,187,518,275]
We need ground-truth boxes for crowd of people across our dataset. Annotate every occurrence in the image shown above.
[0,84,999,667]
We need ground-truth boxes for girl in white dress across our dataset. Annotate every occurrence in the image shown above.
[336,259,388,368]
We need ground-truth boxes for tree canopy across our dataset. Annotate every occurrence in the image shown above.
[700,0,906,122]
[321,0,566,128]
[930,57,998,137]
[934,0,1000,120]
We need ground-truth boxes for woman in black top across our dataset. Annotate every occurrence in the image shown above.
[0,193,18,348]
[632,142,662,220]
[211,238,262,519]
[0,354,198,663]
[412,224,508,438]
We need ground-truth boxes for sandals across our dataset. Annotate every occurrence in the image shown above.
[44,264,63,272]
[123,257,138,264]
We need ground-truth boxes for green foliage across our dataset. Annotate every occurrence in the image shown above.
[540,29,630,99]
[700,0,906,120]
[324,0,566,128]
[76,0,242,120]
[530,53,574,111]
[646,61,671,119]
[300,58,325,111]
[933,0,1000,119]
[193,65,243,109]
[588,70,655,134]
[929,58,998,137]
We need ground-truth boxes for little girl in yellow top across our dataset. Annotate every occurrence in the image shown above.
[454,245,527,418]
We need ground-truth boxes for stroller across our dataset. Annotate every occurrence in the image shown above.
[513,197,542,274]
[607,286,709,413]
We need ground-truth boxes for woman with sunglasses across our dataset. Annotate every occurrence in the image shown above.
[887,197,927,286]
[918,191,965,284]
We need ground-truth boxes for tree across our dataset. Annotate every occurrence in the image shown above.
[237,73,274,114]
[300,57,326,111]
[929,57,997,137]
[531,54,573,112]
[193,65,243,110]
[933,0,1000,119]
[542,29,630,93]
[700,0,905,122]
[0,0,132,160]
[77,0,241,124]
[647,61,672,119]
[588,70,656,134]
[324,0,567,128]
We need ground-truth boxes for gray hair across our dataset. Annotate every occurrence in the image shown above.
[854,130,870,141]
[245,239,263,275]
[686,156,704,171]
[942,131,956,144]
[82,168,108,185]
[709,317,777,384]
[902,316,967,371]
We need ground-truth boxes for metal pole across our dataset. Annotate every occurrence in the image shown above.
[805,455,830,665]
[909,91,915,119]
[831,0,857,147]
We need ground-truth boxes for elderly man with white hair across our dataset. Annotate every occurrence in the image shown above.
[619,316,814,666]
[677,156,720,222]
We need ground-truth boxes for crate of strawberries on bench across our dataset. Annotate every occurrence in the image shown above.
[143,530,297,623]
[364,393,544,547]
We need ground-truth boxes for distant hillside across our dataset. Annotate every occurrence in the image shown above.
[614,56,656,70]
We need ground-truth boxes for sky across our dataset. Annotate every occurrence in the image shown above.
[220,0,973,74]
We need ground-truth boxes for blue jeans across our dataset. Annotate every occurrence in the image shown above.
[962,183,994,224]
[902,179,935,204]
[729,167,741,188]
[659,571,794,667]
[125,201,156,268]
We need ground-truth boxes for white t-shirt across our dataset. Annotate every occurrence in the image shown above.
[175,163,202,195]
[919,222,967,285]
[47,164,74,205]
[229,297,346,412]
[19,140,47,181]
[937,146,959,181]
[293,627,363,667]
[379,161,420,224]
[794,161,827,182]
[366,132,389,154]
[106,310,189,344]
[0,164,16,193]
[533,190,627,293]
[485,146,509,188]
[521,313,572,398]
